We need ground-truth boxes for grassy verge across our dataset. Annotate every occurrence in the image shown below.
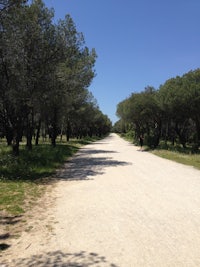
[151,150,200,170]
[0,137,98,216]
[119,133,200,170]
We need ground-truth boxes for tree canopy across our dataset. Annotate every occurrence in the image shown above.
[114,69,200,151]
[0,0,112,154]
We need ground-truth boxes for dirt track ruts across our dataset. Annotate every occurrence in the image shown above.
[2,133,200,267]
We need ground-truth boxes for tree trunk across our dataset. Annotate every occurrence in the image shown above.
[51,124,57,147]
[154,121,162,148]
[194,116,200,149]
[51,135,56,147]
[51,108,58,147]
[5,126,13,146]
[12,134,20,156]
[26,111,34,150]
[35,119,41,145]
[175,124,187,148]
[26,127,33,150]
[66,119,71,142]
[12,120,23,156]
[12,141,19,156]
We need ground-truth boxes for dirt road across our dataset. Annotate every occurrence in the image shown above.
[2,133,200,266]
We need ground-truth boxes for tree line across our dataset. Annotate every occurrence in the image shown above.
[0,0,112,155]
[114,69,200,151]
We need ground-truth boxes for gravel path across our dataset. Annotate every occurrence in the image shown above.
[2,133,200,267]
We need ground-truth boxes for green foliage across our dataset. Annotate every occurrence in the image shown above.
[124,130,135,141]
[0,0,111,154]
[0,143,79,181]
[115,69,200,151]
[0,137,99,215]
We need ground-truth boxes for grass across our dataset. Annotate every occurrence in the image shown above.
[0,181,43,215]
[149,140,200,170]
[151,149,200,170]
[0,144,79,181]
[119,133,200,170]
[0,137,98,216]
[2,134,199,216]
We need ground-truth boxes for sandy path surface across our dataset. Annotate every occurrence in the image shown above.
[1,133,200,267]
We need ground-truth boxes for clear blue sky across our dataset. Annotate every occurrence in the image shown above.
[43,0,200,124]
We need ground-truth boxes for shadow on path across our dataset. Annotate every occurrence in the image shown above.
[1,250,119,267]
[56,148,131,181]
[0,233,11,252]
[78,149,118,155]
[0,216,22,252]
[0,215,23,226]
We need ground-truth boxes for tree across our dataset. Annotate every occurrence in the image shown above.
[0,1,109,154]
[116,87,161,147]
[55,14,97,142]
[159,76,194,148]
[182,69,200,149]
[116,69,200,151]
[0,0,28,154]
